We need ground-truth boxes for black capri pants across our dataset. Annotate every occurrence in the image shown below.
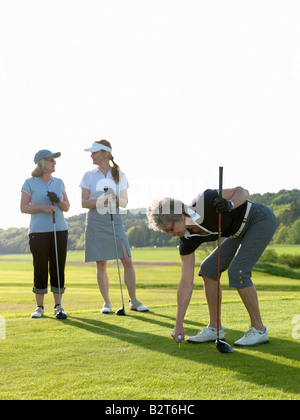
[29,230,68,294]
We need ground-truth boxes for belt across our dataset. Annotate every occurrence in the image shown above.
[233,201,253,238]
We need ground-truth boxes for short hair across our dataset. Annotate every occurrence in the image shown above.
[147,197,188,231]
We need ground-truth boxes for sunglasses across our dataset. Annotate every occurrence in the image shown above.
[164,221,175,234]
[45,158,56,163]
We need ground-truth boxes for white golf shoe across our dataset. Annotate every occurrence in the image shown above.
[54,304,67,318]
[31,306,44,318]
[234,325,269,347]
[187,326,226,343]
[101,302,111,314]
[129,299,149,312]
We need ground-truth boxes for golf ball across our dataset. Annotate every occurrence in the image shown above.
[178,335,182,340]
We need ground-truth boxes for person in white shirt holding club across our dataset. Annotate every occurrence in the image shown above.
[80,139,148,314]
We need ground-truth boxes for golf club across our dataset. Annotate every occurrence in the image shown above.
[104,187,126,316]
[215,167,233,353]
[48,193,67,320]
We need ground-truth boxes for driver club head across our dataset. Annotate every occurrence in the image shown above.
[215,338,233,353]
[115,306,126,316]
[56,311,67,320]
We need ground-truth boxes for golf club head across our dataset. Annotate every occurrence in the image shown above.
[215,338,233,353]
[115,306,126,316]
[56,311,67,320]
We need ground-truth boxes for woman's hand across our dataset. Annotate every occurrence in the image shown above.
[42,205,56,215]
[171,326,185,344]
[104,193,114,204]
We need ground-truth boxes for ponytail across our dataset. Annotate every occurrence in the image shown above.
[110,155,120,184]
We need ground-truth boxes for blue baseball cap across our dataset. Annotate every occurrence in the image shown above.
[34,149,61,164]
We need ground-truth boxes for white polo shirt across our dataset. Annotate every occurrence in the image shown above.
[79,168,129,200]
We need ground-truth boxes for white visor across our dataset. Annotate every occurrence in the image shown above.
[84,142,112,153]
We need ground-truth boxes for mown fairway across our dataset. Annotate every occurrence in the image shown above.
[0,247,300,400]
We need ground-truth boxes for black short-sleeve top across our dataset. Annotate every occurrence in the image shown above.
[179,189,248,256]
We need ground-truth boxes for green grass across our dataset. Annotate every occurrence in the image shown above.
[268,244,300,255]
[0,247,300,400]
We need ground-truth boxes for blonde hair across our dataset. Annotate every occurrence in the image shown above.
[31,159,45,177]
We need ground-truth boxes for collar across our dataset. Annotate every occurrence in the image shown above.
[92,167,112,174]
[37,176,54,186]
[184,206,218,237]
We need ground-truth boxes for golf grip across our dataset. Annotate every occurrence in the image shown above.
[104,187,113,221]
[51,202,56,224]
[219,166,223,198]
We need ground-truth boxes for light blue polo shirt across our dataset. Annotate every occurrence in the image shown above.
[21,177,70,234]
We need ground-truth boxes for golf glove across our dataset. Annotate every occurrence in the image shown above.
[213,197,232,213]
[47,191,60,204]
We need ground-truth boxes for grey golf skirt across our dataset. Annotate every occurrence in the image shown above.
[84,209,131,263]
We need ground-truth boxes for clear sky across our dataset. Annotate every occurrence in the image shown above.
[1,0,299,230]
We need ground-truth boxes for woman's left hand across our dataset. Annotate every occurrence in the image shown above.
[171,327,185,343]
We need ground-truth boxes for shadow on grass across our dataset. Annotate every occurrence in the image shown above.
[65,312,300,398]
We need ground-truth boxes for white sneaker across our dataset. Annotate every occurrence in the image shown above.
[187,326,226,343]
[54,305,67,318]
[129,299,149,312]
[31,306,44,318]
[234,325,269,347]
[101,302,111,314]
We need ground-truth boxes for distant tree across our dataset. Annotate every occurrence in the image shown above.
[1,191,300,254]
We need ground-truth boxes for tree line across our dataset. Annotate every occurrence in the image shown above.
[1,189,300,254]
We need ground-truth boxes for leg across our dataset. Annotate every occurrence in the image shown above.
[49,230,68,305]
[53,293,61,306]
[29,233,50,297]
[228,204,277,332]
[202,276,222,329]
[120,241,136,302]
[29,232,51,318]
[199,238,241,328]
[96,260,110,303]
[237,286,264,331]
[35,293,45,307]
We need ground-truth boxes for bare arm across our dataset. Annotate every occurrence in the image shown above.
[118,189,128,208]
[220,187,250,210]
[81,188,129,210]
[81,188,98,209]
[20,192,56,215]
[57,190,70,213]
[171,252,195,343]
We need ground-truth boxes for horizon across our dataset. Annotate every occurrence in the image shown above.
[1,1,300,230]
[2,186,298,231]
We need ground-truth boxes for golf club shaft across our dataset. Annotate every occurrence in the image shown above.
[52,210,62,306]
[106,195,125,309]
[216,167,223,341]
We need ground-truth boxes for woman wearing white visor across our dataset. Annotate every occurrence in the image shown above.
[80,140,148,314]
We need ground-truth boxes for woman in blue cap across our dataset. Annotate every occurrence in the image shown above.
[21,149,70,318]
